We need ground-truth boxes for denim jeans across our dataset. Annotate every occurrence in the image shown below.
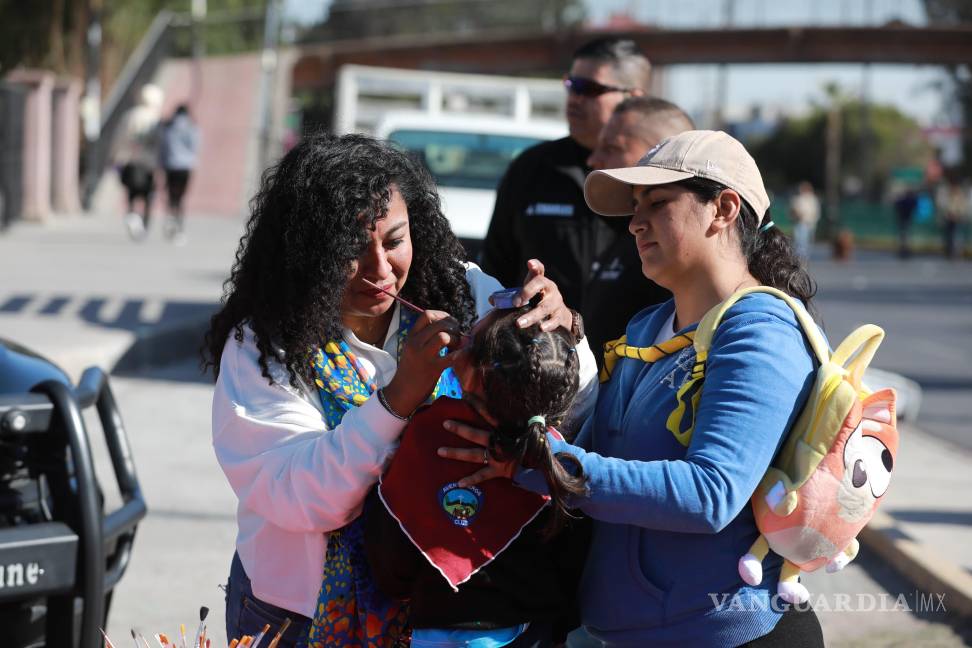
[225,552,312,647]
[792,222,815,260]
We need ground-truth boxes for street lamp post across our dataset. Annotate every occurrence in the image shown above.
[80,0,103,211]
[191,0,207,106]
[256,0,282,179]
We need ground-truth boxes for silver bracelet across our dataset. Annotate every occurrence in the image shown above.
[376,388,410,421]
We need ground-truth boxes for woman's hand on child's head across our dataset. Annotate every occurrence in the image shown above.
[438,418,517,488]
[516,259,574,333]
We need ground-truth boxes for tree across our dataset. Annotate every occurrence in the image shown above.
[302,0,586,43]
[750,95,932,199]
[923,0,972,174]
[0,0,87,76]
[1,0,264,96]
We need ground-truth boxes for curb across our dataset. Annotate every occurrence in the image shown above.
[859,509,972,618]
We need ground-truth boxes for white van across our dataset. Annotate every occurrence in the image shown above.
[375,112,565,253]
[334,65,567,257]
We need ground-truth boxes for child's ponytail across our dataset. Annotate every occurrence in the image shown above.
[521,419,587,537]
[474,307,587,538]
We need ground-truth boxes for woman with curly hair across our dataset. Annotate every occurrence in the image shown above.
[205,133,598,646]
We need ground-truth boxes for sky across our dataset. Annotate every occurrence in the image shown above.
[281,0,956,129]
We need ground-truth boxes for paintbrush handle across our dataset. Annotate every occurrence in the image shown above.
[265,618,291,648]
[361,278,425,314]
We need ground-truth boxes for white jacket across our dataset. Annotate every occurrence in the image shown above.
[212,264,599,617]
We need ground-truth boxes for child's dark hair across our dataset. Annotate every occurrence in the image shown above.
[469,308,586,536]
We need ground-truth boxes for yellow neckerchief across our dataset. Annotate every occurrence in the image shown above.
[599,332,696,383]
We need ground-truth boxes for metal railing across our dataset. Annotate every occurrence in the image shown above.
[82,10,177,209]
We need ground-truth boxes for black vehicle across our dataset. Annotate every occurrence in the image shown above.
[0,338,146,647]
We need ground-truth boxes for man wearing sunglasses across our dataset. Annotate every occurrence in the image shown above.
[482,37,658,365]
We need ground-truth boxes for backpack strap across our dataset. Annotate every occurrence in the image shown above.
[667,286,826,447]
[693,286,830,366]
[830,324,884,392]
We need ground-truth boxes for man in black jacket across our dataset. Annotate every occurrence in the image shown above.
[482,38,668,365]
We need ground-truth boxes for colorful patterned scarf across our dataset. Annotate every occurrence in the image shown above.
[307,308,462,647]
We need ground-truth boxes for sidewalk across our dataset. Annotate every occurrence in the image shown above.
[809,247,972,619]
[0,212,243,381]
[1,216,970,622]
[859,424,972,618]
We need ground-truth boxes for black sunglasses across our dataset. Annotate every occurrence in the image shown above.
[563,75,633,98]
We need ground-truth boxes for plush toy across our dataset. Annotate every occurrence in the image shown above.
[738,388,898,603]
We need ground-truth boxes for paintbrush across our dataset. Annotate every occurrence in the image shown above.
[193,606,209,647]
[266,618,291,648]
[250,624,271,647]
[361,278,425,313]
[100,628,117,648]
[155,633,172,647]
[227,640,239,648]
[179,624,187,648]
[361,277,472,344]
[131,628,152,648]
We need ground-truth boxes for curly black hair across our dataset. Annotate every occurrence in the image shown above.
[203,132,476,387]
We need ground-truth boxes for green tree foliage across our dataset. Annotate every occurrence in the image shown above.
[923,0,971,174]
[751,99,932,196]
[304,0,586,42]
[102,0,265,69]
[0,0,87,75]
[1,0,265,91]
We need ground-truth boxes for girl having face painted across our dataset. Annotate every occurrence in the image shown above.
[364,305,591,648]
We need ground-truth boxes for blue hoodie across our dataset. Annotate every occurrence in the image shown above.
[515,294,818,647]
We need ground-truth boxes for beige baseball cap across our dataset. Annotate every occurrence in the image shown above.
[584,129,771,223]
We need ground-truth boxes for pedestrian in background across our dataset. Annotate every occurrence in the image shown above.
[114,84,163,240]
[482,37,664,367]
[892,187,918,259]
[159,104,200,246]
[936,175,970,260]
[789,181,820,260]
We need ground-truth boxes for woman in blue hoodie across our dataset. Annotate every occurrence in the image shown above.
[440,131,825,647]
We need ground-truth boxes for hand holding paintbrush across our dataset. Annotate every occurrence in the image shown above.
[361,278,469,343]
[361,278,425,314]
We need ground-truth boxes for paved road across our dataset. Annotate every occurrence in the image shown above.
[0,214,242,381]
[99,360,236,645]
[810,248,972,452]
[98,358,972,647]
[3,215,969,644]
